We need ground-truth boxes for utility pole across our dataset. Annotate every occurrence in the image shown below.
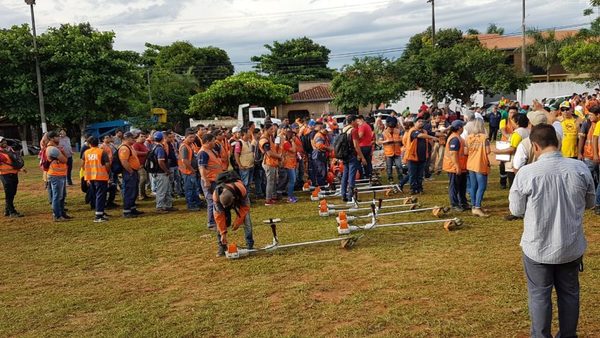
[521,0,527,103]
[25,0,48,134]
[428,0,435,46]
[147,69,153,112]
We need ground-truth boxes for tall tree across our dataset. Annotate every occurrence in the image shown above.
[486,23,505,35]
[188,72,292,118]
[525,29,570,82]
[332,56,407,112]
[251,37,334,90]
[143,41,234,89]
[38,23,142,136]
[400,28,529,106]
[466,28,480,35]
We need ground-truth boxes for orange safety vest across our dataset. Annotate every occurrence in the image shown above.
[583,121,596,160]
[293,136,304,155]
[466,133,489,175]
[47,146,68,177]
[218,139,230,171]
[118,144,141,171]
[382,127,402,157]
[443,134,468,173]
[83,147,109,181]
[312,132,329,152]
[0,151,18,175]
[259,136,280,167]
[282,140,297,169]
[404,128,428,163]
[199,145,222,182]
[178,143,194,175]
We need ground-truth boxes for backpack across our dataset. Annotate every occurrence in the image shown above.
[301,131,315,154]
[3,149,24,169]
[111,145,126,174]
[254,139,265,165]
[333,127,353,160]
[144,146,161,174]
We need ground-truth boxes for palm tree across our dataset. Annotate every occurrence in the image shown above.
[525,29,569,82]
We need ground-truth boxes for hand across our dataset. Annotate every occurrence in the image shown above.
[532,99,544,111]
[360,158,367,165]
[220,232,227,245]
[233,220,242,231]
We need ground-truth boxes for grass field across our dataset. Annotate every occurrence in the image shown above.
[1,156,599,337]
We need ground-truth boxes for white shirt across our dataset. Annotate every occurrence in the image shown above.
[509,151,595,264]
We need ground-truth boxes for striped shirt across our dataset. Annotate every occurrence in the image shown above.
[509,151,595,264]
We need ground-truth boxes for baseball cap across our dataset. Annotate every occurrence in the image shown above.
[153,131,164,141]
[308,120,316,127]
[232,126,241,133]
[527,110,548,126]
[451,120,464,129]
[559,101,571,109]
[0,136,4,142]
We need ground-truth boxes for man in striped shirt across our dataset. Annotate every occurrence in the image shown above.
[509,124,595,338]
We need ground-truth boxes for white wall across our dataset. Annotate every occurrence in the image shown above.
[388,90,484,114]
[517,81,596,103]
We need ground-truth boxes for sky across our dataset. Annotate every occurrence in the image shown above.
[1,0,596,71]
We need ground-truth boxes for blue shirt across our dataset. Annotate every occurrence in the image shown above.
[410,129,433,162]
[198,150,211,167]
[448,137,461,152]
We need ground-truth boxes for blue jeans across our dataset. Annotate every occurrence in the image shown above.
[202,180,217,228]
[341,156,360,200]
[447,172,468,207]
[122,170,139,215]
[312,156,327,187]
[90,181,108,217]
[216,203,254,252]
[523,254,582,338]
[287,168,297,198]
[239,168,253,190]
[48,175,67,218]
[408,161,426,193]
[385,156,403,183]
[182,173,201,209]
[468,171,488,208]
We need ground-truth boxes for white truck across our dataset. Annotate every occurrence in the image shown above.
[189,104,281,129]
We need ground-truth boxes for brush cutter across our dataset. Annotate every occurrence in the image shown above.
[225,219,362,259]
[336,206,450,224]
[337,215,464,235]
[326,196,418,210]
[319,199,419,216]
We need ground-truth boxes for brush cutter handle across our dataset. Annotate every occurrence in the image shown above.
[378,198,383,210]
[270,223,279,243]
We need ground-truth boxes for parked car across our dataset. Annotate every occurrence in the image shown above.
[544,95,571,110]
[332,114,348,130]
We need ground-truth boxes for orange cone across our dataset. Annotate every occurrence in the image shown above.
[319,200,328,213]
[338,211,347,221]
[339,219,349,230]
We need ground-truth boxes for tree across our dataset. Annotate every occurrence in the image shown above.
[486,23,505,35]
[38,23,142,137]
[146,68,199,128]
[188,72,292,118]
[143,41,234,89]
[251,37,334,90]
[400,28,529,106]
[525,29,570,82]
[0,24,40,144]
[466,28,480,35]
[331,56,408,112]
[559,40,600,87]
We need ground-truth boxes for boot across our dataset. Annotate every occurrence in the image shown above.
[472,207,490,218]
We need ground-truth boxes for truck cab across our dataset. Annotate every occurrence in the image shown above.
[238,104,281,128]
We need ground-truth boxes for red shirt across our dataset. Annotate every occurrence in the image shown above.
[132,142,149,165]
[358,123,373,147]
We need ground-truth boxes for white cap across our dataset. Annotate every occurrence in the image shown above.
[0,136,4,142]
[232,126,241,133]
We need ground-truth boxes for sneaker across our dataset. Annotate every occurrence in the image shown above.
[472,208,490,218]
[288,197,298,203]
[123,213,138,218]
[264,199,276,206]
[62,214,73,220]
[131,209,145,215]
[53,217,67,222]
[461,205,472,211]
[156,208,169,214]
[165,207,178,212]
[452,206,465,212]
[9,212,24,218]
[504,214,521,221]
[94,216,109,223]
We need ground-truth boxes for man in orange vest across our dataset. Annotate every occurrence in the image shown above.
[260,123,283,206]
[214,178,254,257]
[199,133,223,229]
[0,136,26,218]
[311,121,331,188]
[118,132,143,218]
[82,136,111,223]
[179,128,202,211]
[405,119,439,194]
[443,120,469,211]
[381,116,403,184]
[46,131,71,221]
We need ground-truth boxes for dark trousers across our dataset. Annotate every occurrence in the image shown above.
[0,173,18,215]
[295,158,305,190]
[523,254,582,338]
[253,164,265,198]
[122,170,139,215]
[447,172,468,207]
[90,181,108,218]
[66,156,73,185]
[488,127,499,141]
[499,161,508,188]
[408,160,426,193]
[507,171,516,189]
[312,158,327,187]
[277,167,288,194]
[360,146,372,178]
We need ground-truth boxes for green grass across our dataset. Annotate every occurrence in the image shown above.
[1,156,599,337]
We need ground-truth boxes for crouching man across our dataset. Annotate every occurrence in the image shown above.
[214,173,255,257]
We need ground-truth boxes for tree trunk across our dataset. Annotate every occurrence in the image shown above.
[18,125,30,156]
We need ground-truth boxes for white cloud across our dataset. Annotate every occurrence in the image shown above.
[1,0,592,71]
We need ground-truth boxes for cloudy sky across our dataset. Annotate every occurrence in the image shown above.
[0,0,595,71]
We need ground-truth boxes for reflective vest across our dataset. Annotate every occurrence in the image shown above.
[0,151,18,175]
[282,140,297,169]
[238,140,254,168]
[47,146,68,177]
[583,121,596,160]
[404,128,425,162]
[83,147,109,181]
[312,131,329,152]
[382,127,402,157]
[466,133,489,175]
[443,134,467,173]
[118,144,141,171]
[561,117,578,158]
[178,143,194,175]
[199,146,222,182]
[259,136,280,167]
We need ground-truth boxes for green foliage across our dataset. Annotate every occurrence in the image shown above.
[251,37,334,90]
[188,72,292,118]
[149,69,199,124]
[559,40,600,87]
[144,41,234,89]
[37,23,142,128]
[331,56,407,112]
[525,29,571,82]
[584,8,594,16]
[466,28,480,35]
[486,23,505,35]
[401,28,529,105]
[0,24,39,125]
